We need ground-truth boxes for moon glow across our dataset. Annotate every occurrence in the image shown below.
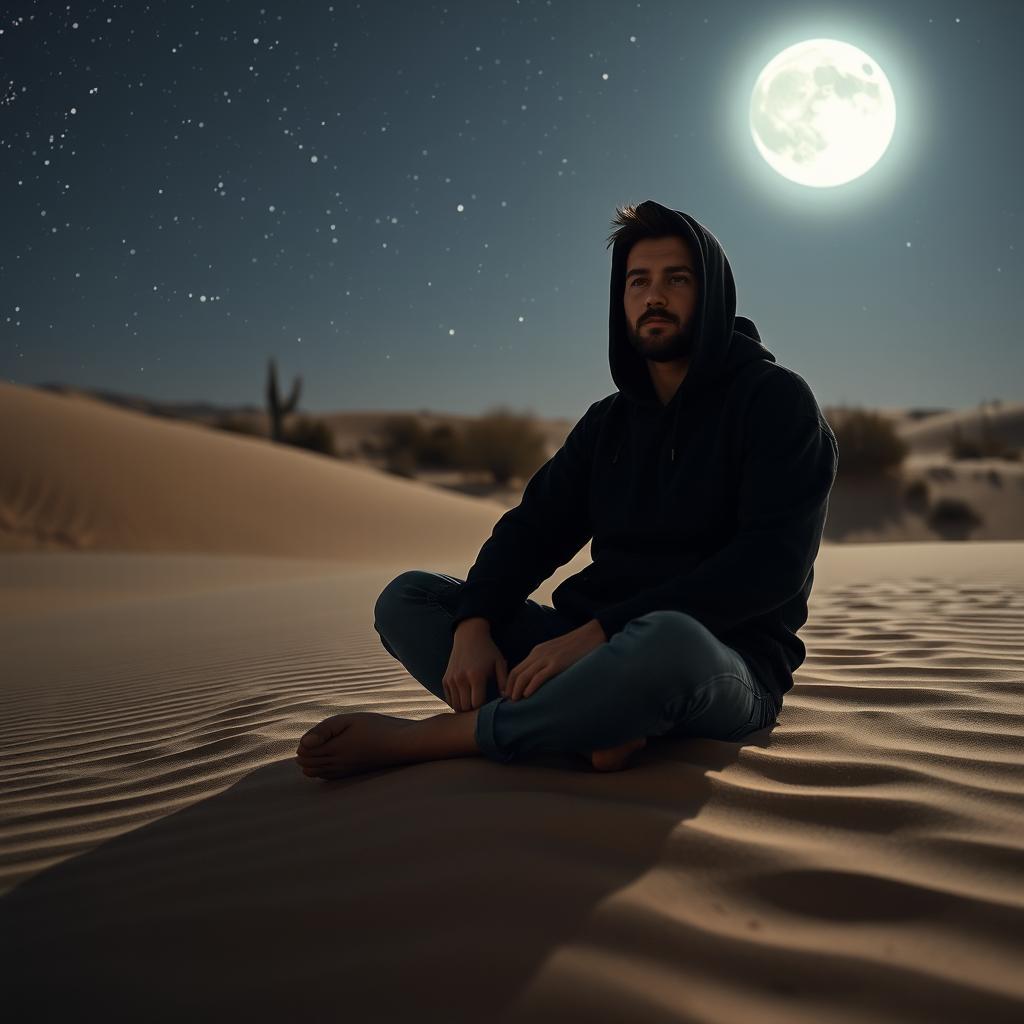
[750,38,896,188]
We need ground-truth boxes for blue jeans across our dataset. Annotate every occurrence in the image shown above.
[373,570,779,765]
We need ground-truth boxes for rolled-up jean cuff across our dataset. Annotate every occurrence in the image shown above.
[475,697,515,764]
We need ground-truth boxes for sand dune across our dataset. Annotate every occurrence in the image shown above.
[5,382,1023,557]
[894,401,1024,455]
[1,544,1023,1021]
[0,380,506,561]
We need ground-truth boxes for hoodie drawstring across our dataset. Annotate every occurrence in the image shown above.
[670,392,681,461]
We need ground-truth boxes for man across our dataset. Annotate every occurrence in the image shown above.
[296,200,838,779]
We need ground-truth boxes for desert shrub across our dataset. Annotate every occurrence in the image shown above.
[830,407,907,479]
[372,415,473,472]
[283,416,337,456]
[926,497,982,531]
[374,414,436,469]
[214,414,265,437]
[378,414,424,455]
[417,423,463,468]
[374,415,426,469]
[903,479,930,513]
[460,406,548,485]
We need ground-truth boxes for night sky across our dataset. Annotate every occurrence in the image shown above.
[1,0,1019,418]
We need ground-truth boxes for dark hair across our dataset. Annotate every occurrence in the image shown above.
[605,202,690,253]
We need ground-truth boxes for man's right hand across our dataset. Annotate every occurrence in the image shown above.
[443,619,509,711]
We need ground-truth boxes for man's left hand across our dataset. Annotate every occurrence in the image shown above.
[504,619,607,702]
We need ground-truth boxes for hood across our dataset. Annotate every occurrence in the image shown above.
[608,201,775,462]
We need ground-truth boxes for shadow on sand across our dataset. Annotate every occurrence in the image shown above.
[1,733,768,1021]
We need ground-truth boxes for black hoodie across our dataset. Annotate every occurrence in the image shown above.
[450,202,838,711]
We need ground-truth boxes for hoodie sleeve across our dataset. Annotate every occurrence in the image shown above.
[592,389,838,642]
[449,402,599,634]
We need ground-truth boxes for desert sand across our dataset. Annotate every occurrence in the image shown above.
[2,380,1023,1022]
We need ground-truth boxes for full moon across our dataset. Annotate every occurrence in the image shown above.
[750,38,896,188]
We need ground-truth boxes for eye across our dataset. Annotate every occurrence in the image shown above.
[629,275,690,286]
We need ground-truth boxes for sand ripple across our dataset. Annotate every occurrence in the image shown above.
[1,555,1023,1022]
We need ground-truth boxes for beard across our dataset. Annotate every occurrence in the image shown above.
[625,317,694,363]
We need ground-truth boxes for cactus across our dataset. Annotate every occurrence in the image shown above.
[266,358,302,442]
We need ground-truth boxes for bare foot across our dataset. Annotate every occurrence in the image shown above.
[590,736,647,772]
[295,712,418,780]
